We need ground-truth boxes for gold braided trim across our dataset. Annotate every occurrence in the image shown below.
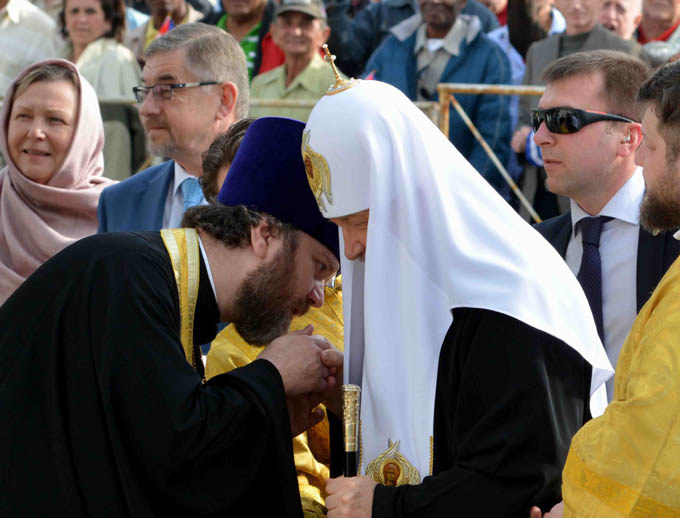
[429,436,434,476]
[359,419,363,474]
[161,228,201,372]
[564,448,680,517]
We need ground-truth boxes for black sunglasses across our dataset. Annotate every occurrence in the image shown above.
[531,107,634,134]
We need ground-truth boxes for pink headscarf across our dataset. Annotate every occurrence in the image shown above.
[0,59,116,305]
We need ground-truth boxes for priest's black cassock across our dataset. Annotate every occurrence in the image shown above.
[0,232,303,517]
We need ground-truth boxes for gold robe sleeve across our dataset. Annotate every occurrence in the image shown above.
[205,280,344,517]
[562,257,680,518]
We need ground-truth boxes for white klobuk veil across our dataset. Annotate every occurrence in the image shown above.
[303,79,613,480]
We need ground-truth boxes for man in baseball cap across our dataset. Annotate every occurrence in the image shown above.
[249,0,344,121]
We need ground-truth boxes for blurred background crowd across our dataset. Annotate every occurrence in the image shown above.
[3,0,680,187]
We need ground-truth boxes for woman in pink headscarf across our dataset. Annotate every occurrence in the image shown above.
[0,59,115,305]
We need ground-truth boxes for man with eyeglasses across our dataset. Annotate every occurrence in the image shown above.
[530,58,680,518]
[532,50,680,406]
[97,22,249,233]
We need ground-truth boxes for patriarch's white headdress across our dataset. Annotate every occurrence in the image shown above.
[304,79,612,480]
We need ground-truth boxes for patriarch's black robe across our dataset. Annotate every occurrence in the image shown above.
[0,232,303,517]
[330,308,592,518]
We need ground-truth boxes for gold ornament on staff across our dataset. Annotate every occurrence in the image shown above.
[342,384,361,476]
[322,44,359,95]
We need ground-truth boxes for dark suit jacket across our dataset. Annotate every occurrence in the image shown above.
[534,212,680,311]
[97,160,174,233]
[517,24,645,130]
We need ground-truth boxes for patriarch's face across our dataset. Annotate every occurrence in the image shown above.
[331,209,369,262]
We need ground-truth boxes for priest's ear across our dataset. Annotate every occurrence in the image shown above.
[249,219,275,260]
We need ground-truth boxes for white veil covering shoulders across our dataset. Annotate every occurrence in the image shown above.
[304,80,613,480]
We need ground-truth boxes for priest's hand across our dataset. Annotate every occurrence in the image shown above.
[529,501,563,518]
[287,394,326,437]
[320,347,343,417]
[325,475,376,518]
[259,325,341,396]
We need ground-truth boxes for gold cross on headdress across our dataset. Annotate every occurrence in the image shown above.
[322,44,359,95]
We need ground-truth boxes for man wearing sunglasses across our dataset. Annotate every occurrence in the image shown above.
[531,59,680,518]
[533,50,680,405]
[97,23,249,233]
[511,0,644,219]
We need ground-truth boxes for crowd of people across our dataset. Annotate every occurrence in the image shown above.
[1,0,680,516]
[5,0,680,191]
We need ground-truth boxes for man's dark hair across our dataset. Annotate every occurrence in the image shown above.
[638,61,680,165]
[541,50,651,121]
[200,118,255,202]
[181,203,299,249]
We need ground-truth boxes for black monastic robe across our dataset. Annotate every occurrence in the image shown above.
[350,308,591,517]
[0,232,303,517]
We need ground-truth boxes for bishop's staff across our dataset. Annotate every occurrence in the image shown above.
[342,384,361,477]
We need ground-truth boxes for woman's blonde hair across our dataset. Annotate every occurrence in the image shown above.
[13,64,79,101]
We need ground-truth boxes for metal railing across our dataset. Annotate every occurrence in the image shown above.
[437,83,546,223]
[248,98,441,126]
[1,87,544,220]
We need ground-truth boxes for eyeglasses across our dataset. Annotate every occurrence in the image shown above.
[530,107,634,134]
[132,81,219,104]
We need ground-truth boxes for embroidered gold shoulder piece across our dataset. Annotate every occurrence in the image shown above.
[302,129,333,212]
[365,439,421,486]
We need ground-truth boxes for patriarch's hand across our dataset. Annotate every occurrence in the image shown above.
[325,475,376,518]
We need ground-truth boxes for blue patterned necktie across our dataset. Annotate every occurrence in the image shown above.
[181,177,204,213]
[576,216,612,341]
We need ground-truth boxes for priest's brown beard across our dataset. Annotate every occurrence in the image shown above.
[640,170,680,232]
[231,235,307,346]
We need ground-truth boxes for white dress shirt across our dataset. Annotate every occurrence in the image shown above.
[198,236,217,299]
[161,162,207,229]
[197,235,216,367]
[565,169,644,400]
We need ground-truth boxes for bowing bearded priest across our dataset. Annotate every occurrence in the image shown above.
[0,195,342,513]
[302,76,614,517]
